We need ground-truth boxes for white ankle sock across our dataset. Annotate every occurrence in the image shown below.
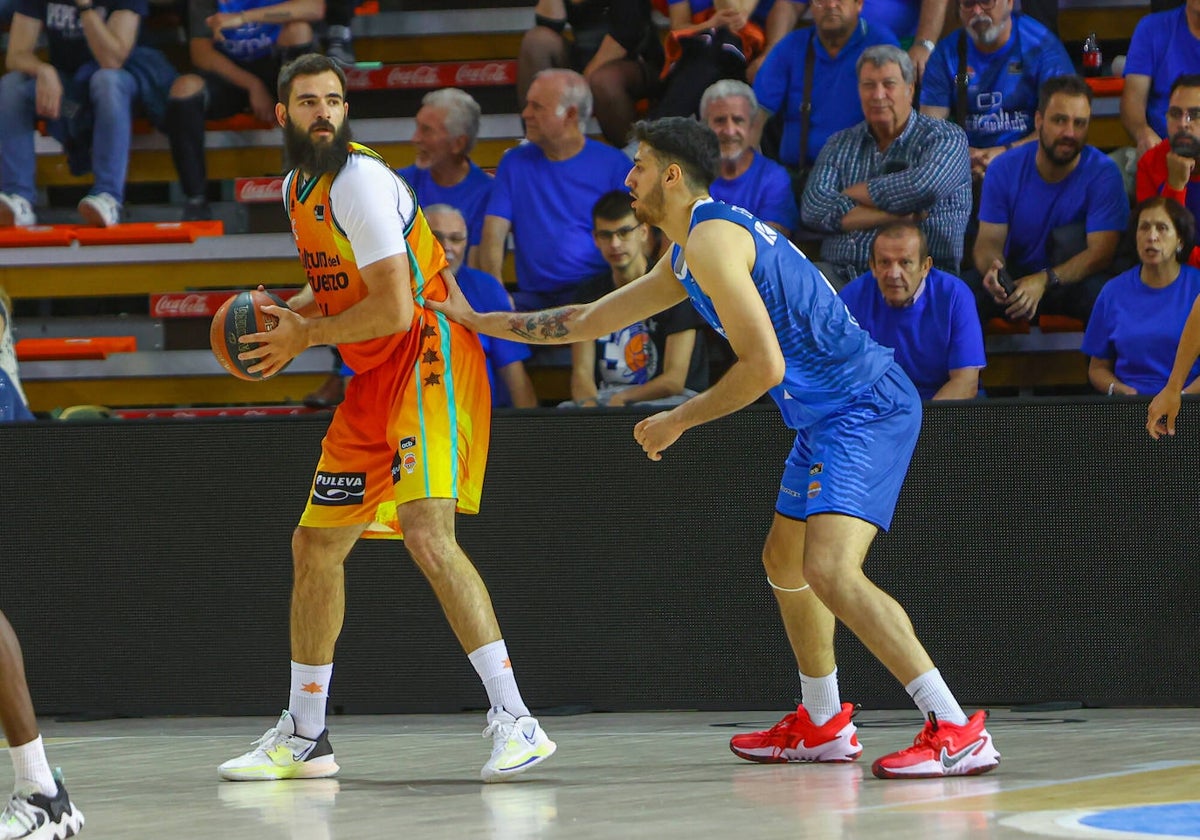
[800,668,841,726]
[905,668,968,726]
[10,736,57,797]
[288,661,333,739]
[468,640,529,718]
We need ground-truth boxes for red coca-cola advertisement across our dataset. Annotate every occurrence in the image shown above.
[115,406,313,419]
[150,290,300,318]
[345,60,516,92]
[234,177,285,204]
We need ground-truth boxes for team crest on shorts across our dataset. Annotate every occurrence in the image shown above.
[807,480,822,499]
[809,462,824,476]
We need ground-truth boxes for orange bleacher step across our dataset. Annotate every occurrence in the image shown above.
[16,336,137,361]
[0,220,223,248]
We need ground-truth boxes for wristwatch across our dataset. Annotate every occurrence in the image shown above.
[1045,267,1062,287]
[916,39,937,53]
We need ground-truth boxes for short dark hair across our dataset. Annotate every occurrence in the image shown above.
[1132,196,1196,260]
[1037,74,1092,114]
[278,53,347,105]
[870,220,929,263]
[592,190,635,224]
[629,117,719,192]
[1170,73,1200,99]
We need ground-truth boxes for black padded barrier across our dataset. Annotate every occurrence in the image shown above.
[1,398,1196,717]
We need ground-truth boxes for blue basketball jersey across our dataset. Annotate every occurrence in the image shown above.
[672,199,895,429]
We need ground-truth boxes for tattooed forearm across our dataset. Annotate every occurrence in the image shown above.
[507,307,580,342]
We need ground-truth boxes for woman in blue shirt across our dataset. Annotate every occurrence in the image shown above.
[1082,197,1200,395]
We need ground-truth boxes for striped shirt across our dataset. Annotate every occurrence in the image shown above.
[800,111,971,275]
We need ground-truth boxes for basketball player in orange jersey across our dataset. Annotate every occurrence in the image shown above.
[217,54,555,784]
[0,610,84,838]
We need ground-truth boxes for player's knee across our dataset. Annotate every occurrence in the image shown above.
[403,526,457,576]
[291,527,344,572]
[800,556,845,602]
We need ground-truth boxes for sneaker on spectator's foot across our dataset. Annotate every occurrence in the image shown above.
[77,193,121,228]
[871,711,1000,779]
[730,702,862,764]
[218,710,339,781]
[182,197,213,222]
[325,26,356,66]
[0,194,36,228]
[481,708,556,783]
[0,769,84,840]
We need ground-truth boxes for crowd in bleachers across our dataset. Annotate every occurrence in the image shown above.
[4,0,1200,415]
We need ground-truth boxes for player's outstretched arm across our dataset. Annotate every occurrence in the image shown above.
[1148,295,1200,438]
[431,253,687,345]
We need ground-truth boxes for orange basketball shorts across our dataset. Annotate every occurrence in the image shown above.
[299,314,491,538]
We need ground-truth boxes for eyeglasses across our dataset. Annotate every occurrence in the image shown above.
[1167,107,1200,124]
[959,0,997,9]
[593,224,640,242]
[431,230,468,245]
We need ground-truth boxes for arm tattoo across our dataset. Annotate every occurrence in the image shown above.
[507,307,579,341]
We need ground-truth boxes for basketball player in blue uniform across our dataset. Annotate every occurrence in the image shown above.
[431,116,1000,779]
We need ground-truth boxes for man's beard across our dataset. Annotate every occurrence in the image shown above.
[1040,133,1082,166]
[968,14,1004,46]
[632,181,665,226]
[284,117,353,176]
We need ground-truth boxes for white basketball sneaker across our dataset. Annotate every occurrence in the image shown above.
[218,710,339,781]
[480,708,556,783]
[0,193,36,228]
[0,769,84,840]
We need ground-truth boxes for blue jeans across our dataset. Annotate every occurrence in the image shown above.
[0,67,136,202]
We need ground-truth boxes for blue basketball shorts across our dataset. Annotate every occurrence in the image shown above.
[776,364,921,531]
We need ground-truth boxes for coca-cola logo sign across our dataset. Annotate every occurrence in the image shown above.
[386,64,441,88]
[454,62,514,86]
[152,293,221,318]
[235,178,284,203]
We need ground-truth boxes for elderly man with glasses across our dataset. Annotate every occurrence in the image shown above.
[919,0,1072,183]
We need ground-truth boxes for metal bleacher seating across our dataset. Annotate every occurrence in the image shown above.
[2,0,1152,412]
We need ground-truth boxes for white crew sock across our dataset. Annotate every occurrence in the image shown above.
[905,668,968,726]
[800,668,842,726]
[10,736,57,797]
[289,661,333,739]
[468,639,530,718]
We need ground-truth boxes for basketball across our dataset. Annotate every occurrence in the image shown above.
[209,290,291,381]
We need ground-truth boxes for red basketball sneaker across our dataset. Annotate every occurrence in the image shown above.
[871,711,1000,779]
[729,703,862,763]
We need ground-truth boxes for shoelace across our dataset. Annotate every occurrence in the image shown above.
[764,712,800,736]
[483,719,516,741]
[250,726,287,750]
[0,793,41,831]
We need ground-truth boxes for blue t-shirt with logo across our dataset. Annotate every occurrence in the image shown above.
[455,266,530,408]
[187,0,281,63]
[1081,264,1200,394]
[839,267,985,399]
[397,162,494,250]
[753,17,898,167]
[1126,7,1200,140]
[17,0,147,74]
[920,14,1073,149]
[487,139,632,295]
[978,143,1130,273]
[710,152,799,232]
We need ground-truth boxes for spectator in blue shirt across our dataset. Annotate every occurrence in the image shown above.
[753,0,898,171]
[480,69,633,310]
[841,221,985,399]
[1083,197,1200,396]
[426,204,538,408]
[1122,3,1200,158]
[919,0,1072,183]
[801,45,971,287]
[702,80,799,237]
[397,89,494,268]
[975,75,1129,326]
[752,0,948,82]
